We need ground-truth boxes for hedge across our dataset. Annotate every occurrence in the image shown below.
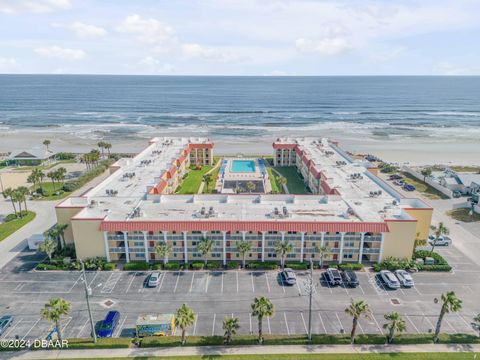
[414,250,448,265]
[227,261,239,269]
[163,262,180,270]
[191,262,204,270]
[418,264,452,272]
[285,262,309,270]
[338,263,364,271]
[123,262,150,271]
[247,261,278,270]
[64,338,132,349]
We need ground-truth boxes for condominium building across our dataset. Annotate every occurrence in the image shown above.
[55,137,432,265]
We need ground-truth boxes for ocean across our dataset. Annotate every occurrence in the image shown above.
[1,75,480,144]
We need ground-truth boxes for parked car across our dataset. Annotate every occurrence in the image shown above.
[393,180,404,186]
[97,311,120,338]
[428,235,452,246]
[452,190,462,198]
[341,269,359,288]
[403,184,416,191]
[380,270,400,289]
[395,269,414,287]
[147,272,161,288]
[389,174,403,180]
[280,268,297,285]
[325,268,343,286]
[0,315,13,336]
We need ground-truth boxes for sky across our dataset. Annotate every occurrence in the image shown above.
[1,0,480,75]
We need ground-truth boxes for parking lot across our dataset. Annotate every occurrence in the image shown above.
[0,245,479,341]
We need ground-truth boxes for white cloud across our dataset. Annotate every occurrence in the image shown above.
[0,0,70,14]
[295,37,351,56]
[35,46,86,60]
[117,14,176,46]
[70,22,107,39]
[0,56,16,66]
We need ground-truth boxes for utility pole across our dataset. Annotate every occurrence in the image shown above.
[308,258,313,341]
[80,260,97,343]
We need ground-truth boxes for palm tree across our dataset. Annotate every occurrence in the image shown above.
[43,139,51,152]
[383,311,406,344]
[196,238,213,267]
[203,173,213,192]
[223,316,240,344]
[11,189,24,217]
[40,297,71,341]
[2,187,17,216]
[39,238,57,261]
[473,313,480,337]
[314,245,330,269]
[104,142,112,157]
[246,181,256,193]
[98,141,105,157]
[45,227,62,249]
[421,168,432,181]
[55,167,67,185]
[236,240,252,268]
[430,223,449,255]
[17,186,29,212]
[277,176,287,193]
[274,239,293,269]
[47,170,57,191]
[345,299,371,344]
[55,223,69,249]
[174,304,196,345]
[433,291,462,343]
[154,242,172,265]
[251,296,275,344]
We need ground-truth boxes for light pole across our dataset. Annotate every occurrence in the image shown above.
[307,259,314,341]
[80,259,97,343]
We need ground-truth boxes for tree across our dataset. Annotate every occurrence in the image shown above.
[39,238,57,261]
[47,170,57,191]
[45,227,62,250]
[98,141,105,157]
[274,239,293,269]
[155,242,172,265]
[236,240,252,268]
[246,181,256,193]
[55,167,67,185]
[430,222,449,255]
[104,142,112,156]
[17,186,29,212]
[421,168,432,181]
[2,187,17,216]
[174,304,196,345]
[473,313,480,337]
[203,173,213,192]
[277,176,287,193]
[314,245,330,269]
[223,316,240,344]
[345,299,371,344]
[11,189,24,217]
[251,296,274,344]
[196,238,213,266]
[43,139,51,152]
[383,311,406,344]
[433,291,462,343]
[40,297,71,342]
[54,223,69,249]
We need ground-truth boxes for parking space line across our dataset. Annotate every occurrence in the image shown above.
[174,272,181,293]
[399,287,407,297]
[444,318,457,333]
[189,272,195,292]
[77,318,89,338]
[221,272,224,293]
[325,279,333,294]
[249,313,252,334]
[343,285,350,296]
[205,273,210,293]
[267,316,271,334]
[212,313,216,336]
[371,314,383,334]
[300,312,308,334]
[283,312,290,335]
[279,274,286,293]
[3,318,22,338]
[236,271,239,293]
[192,315,198,335]
[264,273,270,293]
[296,277,302,294]
[88,272,99,288]
[405,315,419,334]
[61,317,73,337]
[251,273,255,292]
[125,272,137,293]
[423,314,435,331]
[115,315,127,337]
[335,312,343,333]
[413,286,422,296]
[358,319,365,334]
[457,314,476,334]
[157,272,166,293]
[21,318,41,340]
[358,285,365,295]
[317,313,327,333]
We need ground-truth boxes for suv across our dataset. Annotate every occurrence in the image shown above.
[0,315,13,336]
[403,184,416,191]
[395,269,414,287]
[325,268,343,286]
[428,235,452,246]
[341,269,359,287]
[280,268,297,285]
[147,272,161,288]
[389,174,403,180]
[380,270,400,289]
[97,311,120,338]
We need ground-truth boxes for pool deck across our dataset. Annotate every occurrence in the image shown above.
[216,157,272,193]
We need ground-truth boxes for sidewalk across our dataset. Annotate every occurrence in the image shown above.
[5,343,480,360]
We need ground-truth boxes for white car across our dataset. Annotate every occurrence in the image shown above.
[428,235,452,246]
[380,270,400,289]
[395,269,414,287]
[147,272,161,288]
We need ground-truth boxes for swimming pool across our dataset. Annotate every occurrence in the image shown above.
[231,160,256,173]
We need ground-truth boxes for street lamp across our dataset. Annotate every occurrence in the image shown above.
[80,259,97,343]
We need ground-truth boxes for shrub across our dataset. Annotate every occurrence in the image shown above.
[84,257,108,270]
[56,152,77,160]
[124,262,150,271]
[413,250,448,265]
[191,262,204,270]
[247,261,278,270]
[392,334,433,344]
[103,262,116,271]
[36,263,58,270]
[62,181,79,192]
[338,263,364,271]
[151,263,163,270]
[419,264,452,272]
[437,333,480,344]
[4,213,18,222]
[206,262,220,270]
[373,256,417,272]
[65,338,132,349]
[164,262,180,271]
[227,261,239,269]
[285,262,308,270]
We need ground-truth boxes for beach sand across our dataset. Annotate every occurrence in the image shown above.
[0,129,479,166]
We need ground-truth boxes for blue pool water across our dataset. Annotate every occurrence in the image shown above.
[231,160,256,173]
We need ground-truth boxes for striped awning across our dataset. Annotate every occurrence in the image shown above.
[100,220,389,233]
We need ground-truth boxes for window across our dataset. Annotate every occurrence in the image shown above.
[343,254,353,259]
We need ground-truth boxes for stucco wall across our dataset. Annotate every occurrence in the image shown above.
[383,220,418,260]
[71,219,106,260]
[404,208,433,240]
[55,207,84,244]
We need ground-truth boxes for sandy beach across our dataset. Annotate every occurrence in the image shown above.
[1,129,479,166]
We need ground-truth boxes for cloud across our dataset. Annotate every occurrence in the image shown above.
[0,0,70,14]
[436,62,480,76]
[180,43,247,62]
[34,46,86,60]
[117,14,176,46]
[70,22,107,39]
[0,56,17,71]
[295,37,351,56]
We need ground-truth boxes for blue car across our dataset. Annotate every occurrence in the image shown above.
[403,184,416,191]
[97,311,120,338]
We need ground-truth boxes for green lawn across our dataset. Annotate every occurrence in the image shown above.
[447,208,480,222]
[0,211,36,241]
[176,166,213,194]
[33,182,72,201]
[203,165,220,194]
[273,166,310,194]
[267,168,281,193]
[450,165,480,173]
[401,173,449,200]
